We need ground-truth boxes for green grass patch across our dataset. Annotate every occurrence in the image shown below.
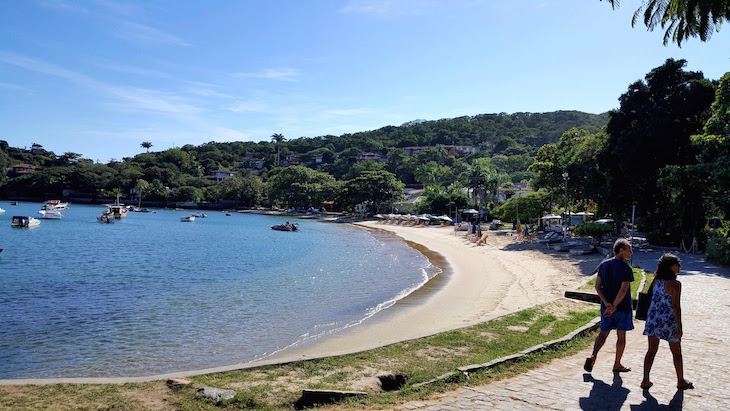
[0,300,600,411]
[580,266,646,294]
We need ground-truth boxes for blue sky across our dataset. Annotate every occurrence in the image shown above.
[1,0,728,163]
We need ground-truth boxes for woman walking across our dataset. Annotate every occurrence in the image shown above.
[640,253,693,390]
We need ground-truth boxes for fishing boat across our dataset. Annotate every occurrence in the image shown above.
[271,222,298,232]
[11,216,41,228]
[104,194,128,219]
[38,205,63,219]
[181,215,196,222]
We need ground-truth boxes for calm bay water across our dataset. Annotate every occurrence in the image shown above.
[0,202,438,379]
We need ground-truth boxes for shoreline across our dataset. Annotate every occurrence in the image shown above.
[260,221,605,364]
[0,220,604,385]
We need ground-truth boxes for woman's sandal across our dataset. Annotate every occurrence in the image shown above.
[677,381,694,390]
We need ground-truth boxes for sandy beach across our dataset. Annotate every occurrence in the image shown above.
[266,221,606,363]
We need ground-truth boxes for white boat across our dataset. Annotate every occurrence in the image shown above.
[181,215,196,222]
[41,200,69,210]
[11,216,40,228]
[38,205,63,219]
[0,207,5,213]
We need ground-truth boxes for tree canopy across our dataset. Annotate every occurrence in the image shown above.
[605,0,730,46]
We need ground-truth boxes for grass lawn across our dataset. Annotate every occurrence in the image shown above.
[0,300,600,411]
[580,266,648,294]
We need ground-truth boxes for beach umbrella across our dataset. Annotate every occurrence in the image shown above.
[439,215,453,222]
[463,209,479,215]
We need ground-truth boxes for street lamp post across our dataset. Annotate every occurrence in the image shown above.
[562,172,569,241]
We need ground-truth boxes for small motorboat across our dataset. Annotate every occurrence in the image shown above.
[181,215,196,222]
[39,205,63,219]
[0,207,5,214]
[271,222,298,232]
[97,214,115,224]
[11,216,41,228]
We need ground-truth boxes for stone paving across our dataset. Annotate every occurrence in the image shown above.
[396,249,730,410]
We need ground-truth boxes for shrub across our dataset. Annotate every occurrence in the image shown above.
[573,222,614,242]
[706,238,730,266]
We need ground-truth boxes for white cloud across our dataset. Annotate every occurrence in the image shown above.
[322,108,375,117]
[0,82,33,93]
[224,100,269,113]
[108,87,201,114]
[235,68,302,81]
[338,0,440,18]
[115,21,191,47]
[0,52,203,115]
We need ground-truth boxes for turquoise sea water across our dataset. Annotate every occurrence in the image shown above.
[0,202,438,379]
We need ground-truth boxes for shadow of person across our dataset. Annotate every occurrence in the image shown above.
[630,388,684,410]
[579,372,630,411]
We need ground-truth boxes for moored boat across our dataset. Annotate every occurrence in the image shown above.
[11,216,41,228]
[271,222,298,231]
[0,207,5,214]
[38,205,63,219]
[181,215,196,222]
[41,200,69,210]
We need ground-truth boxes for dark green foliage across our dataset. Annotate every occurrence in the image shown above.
[707,238,730,265]
[1,110,604,205]
[599,59,715,242]
[604,0,730,46]
[573,222,614,242]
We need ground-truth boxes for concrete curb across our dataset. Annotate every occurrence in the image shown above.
[412,317,601,389]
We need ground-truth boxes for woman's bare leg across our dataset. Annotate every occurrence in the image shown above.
[641,336,659,387]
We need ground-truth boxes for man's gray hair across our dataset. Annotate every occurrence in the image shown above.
[613,238,631,255]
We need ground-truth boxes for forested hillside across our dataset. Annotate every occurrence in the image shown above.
[0,110,607,205]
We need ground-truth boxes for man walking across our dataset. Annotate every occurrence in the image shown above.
[584,238,634,373]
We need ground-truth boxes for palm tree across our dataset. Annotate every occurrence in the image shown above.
[271,133,286,166]
[141,141,153,153]
[605,0,730,46]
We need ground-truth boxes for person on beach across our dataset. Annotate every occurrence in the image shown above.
[584,238,634,373]
[640,253,693,390]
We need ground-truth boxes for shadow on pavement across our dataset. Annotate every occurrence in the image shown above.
[630,389,684,410]
[579,373,629,411]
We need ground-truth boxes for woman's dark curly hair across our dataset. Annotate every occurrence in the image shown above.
[655,253,680,281]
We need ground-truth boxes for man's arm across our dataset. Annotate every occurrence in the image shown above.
[595,275,611,307]
[604,281,630,316]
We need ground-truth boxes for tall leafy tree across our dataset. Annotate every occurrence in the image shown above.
[599,59,715,239]
[266,165,336,208]
[691,72,730,229]
[342,170,404,213]
[604,0,730,46]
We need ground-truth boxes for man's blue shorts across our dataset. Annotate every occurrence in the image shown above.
[600,310,635,331]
